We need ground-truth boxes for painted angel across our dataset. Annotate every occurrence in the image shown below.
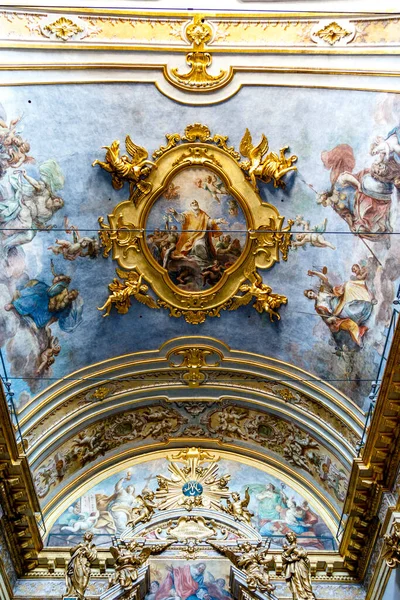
[0,160,64,251]
[196,174,227,203]
[0,117,34,176]
[292,216,335,250]
[319,143,397,240]
[92,135,156,194]
[48,217,100,260]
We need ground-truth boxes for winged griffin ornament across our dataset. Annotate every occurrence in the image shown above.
[239,128,297,190]
[92,135,156,195]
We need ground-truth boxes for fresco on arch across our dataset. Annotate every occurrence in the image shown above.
[0,87,399,414]
[45,457,335,550]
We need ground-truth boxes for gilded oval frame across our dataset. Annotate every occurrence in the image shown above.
[97,125,294,323]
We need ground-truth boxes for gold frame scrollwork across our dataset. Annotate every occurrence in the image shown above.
[94,123,295,324]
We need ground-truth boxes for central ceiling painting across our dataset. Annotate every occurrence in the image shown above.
[0,82,399,421]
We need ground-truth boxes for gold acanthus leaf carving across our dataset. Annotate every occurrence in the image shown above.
[250,219,293,262]
[315,21,351,45]
[168,347,222,387]
[92,135,155,199]
[239,128,297,190]
[43,17,83,41]
[98,214,143,258]
[383,521,400,569]
[166,15,231,92]
[98,269,158,317]
[172,146,223,168]
[169,52,229,90]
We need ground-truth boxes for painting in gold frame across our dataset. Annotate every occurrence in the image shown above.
[95,124,295,324]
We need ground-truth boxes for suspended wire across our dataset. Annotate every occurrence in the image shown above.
[0,226,399,235]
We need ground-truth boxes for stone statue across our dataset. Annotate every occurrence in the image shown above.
[220,489,254,524]
[281,532,316,600]
[208,540,275,595]
[109,540,173,591]
[127,489,158,528]
[65,531,97,600]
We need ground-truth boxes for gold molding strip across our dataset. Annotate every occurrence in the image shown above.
[0,10,400,54]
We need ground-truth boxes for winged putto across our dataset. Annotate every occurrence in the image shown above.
[98,269,158,317]
[92,135,156,195]
[239,128,297,190]
[229,270,287,321]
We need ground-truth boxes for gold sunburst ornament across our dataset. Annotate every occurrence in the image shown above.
[94,123,296,324]
[155,447,231,511]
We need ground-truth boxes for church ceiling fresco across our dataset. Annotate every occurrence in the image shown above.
[45,456,335,551]
[0,83,399,418]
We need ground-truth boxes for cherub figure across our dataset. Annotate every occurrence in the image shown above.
[370,128,400,164]
[229,270,287,321]
[141,407,179,440]
[92,135,156,194]
[0,117,34,175]
[196,174,227,203]
[220,489,254,524]
[36,335,61,375]
[239,128,297,189]
[127,489,158,528]
[98,269,158,317]
[292,215,336,250]
[202,260,225,287]
[212,407,249,440]
[48,217,100,260]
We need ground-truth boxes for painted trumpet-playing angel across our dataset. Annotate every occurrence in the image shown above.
[229,270,287,321]
[92,135,156,194]
[98,269,158,317]
[208,540,276,596]
[220,489,254,524]
[239,128,297,190]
